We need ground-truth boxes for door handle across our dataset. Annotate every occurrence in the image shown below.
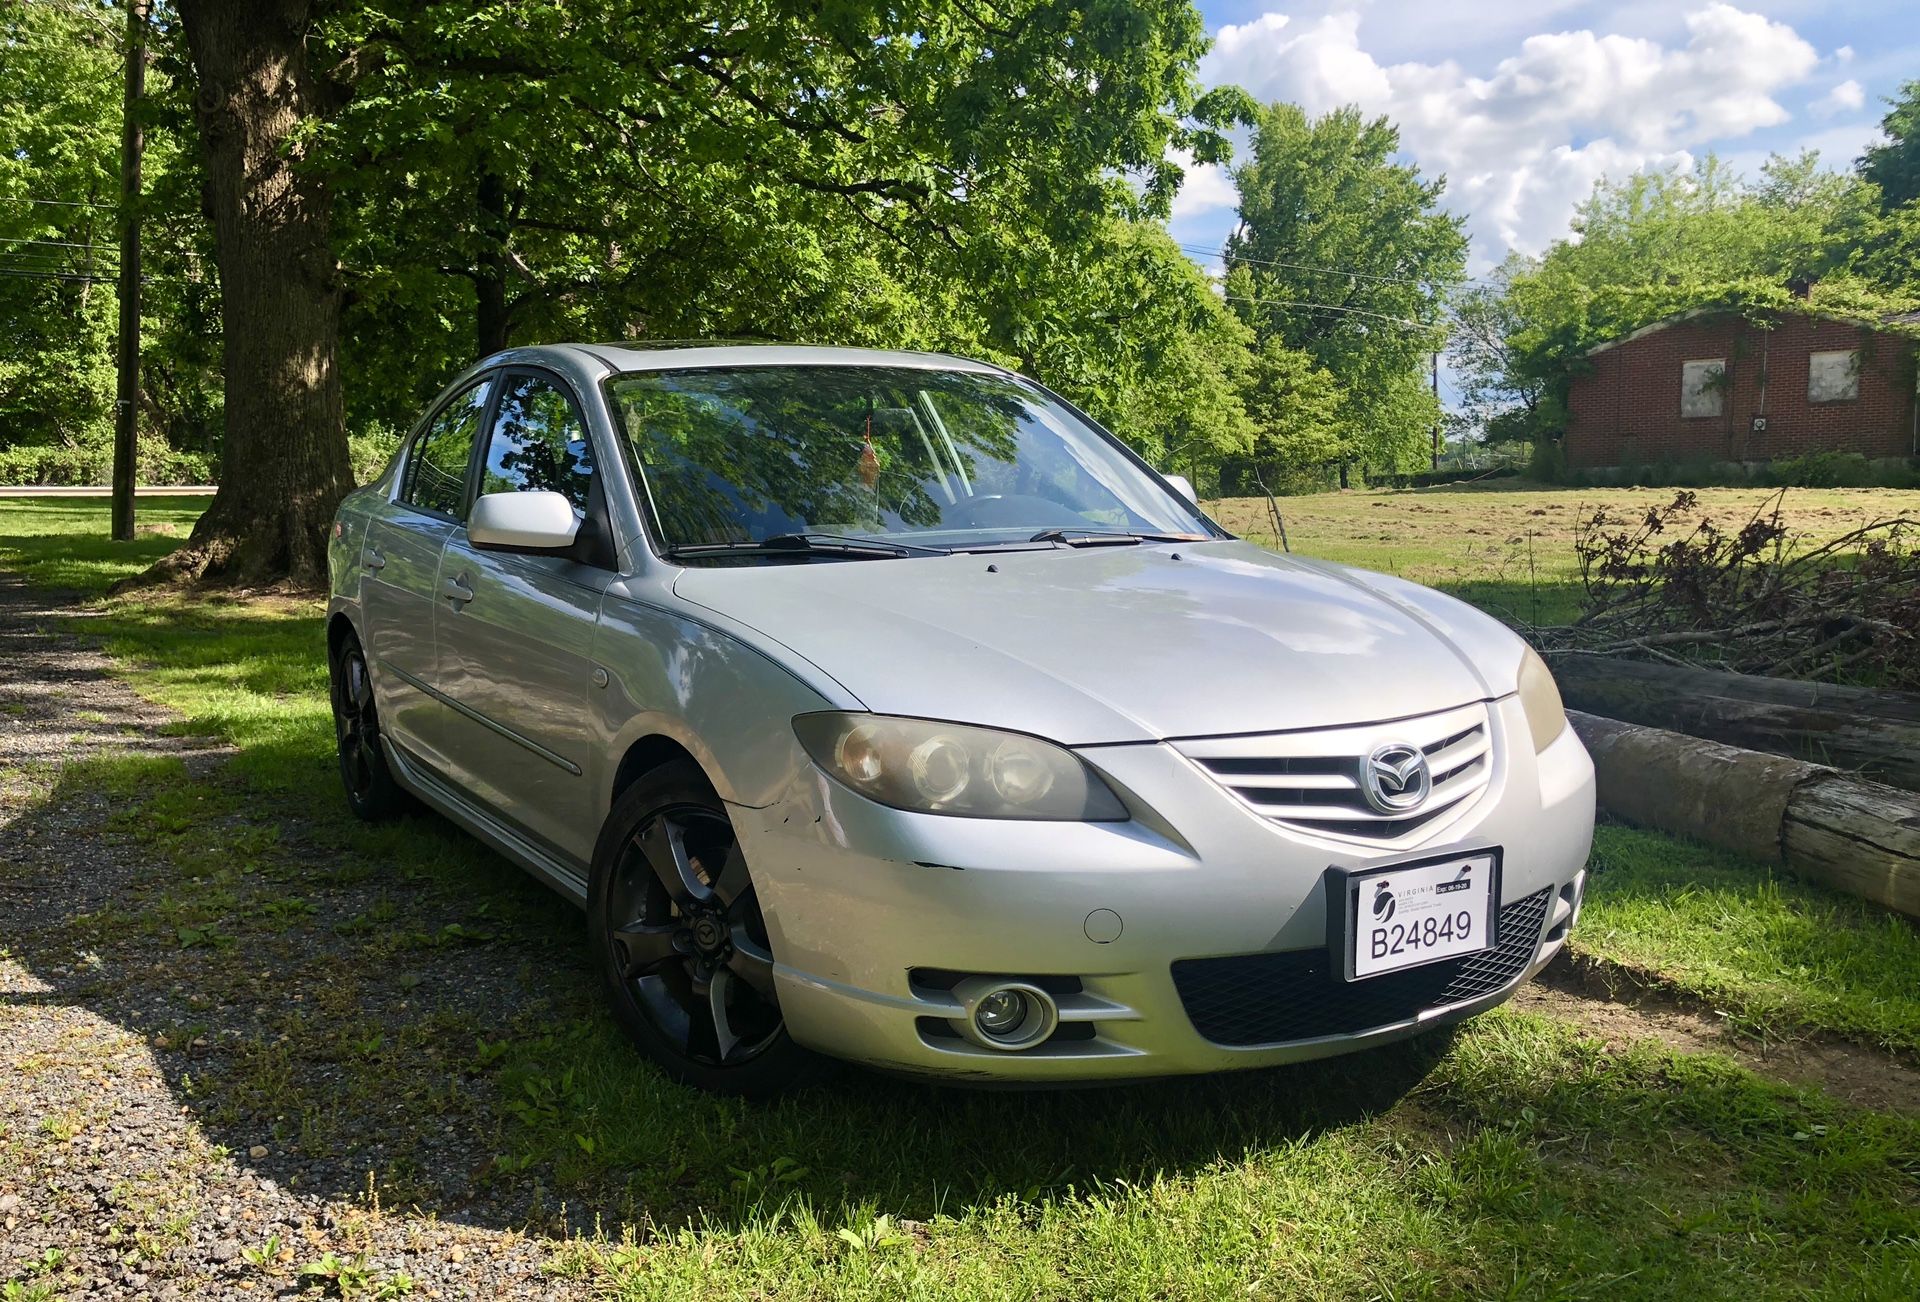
[362,548,386,572]
[441,574,474,606]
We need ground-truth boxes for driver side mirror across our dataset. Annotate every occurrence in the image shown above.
[1164,474,1197,503]
[468,490,581,551]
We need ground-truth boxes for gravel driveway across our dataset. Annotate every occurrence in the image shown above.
[0,571,585,1298]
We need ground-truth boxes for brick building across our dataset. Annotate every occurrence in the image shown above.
[1564,309,1919,471]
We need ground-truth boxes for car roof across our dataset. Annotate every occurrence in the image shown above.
[545,341,1009,376]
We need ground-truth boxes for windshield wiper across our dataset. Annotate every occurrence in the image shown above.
[1027,528,1201,547]
[665,532,949,561]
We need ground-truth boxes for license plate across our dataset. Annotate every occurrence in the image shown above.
[1331,850,1499,980]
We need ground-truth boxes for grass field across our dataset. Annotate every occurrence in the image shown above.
[1205,482,1920,626]
[4,490,1919,1298]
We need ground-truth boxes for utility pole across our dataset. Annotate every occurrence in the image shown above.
[1430,351,1441,471]
[111,1,150,542]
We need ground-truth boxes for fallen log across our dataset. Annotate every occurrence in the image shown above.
[1553,656,1920,793]
[1782,775,1920,920]
[1567,709,1920,921]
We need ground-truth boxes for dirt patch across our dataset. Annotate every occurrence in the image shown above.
[1519,951,1920,1115]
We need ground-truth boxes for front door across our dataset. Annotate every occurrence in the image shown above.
[362,375,492,774]
[435,370,612,866]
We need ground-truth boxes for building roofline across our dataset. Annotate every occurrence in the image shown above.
[1583,304,1920,357]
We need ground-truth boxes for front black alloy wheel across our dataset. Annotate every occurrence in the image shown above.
[329,631,407,821]
[589,761,815,1095]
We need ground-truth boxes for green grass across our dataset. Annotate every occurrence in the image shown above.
[1573,826,1920,1055]
[1204,482,1920,627]
[0,494,210,592]
[5,493,1920,1298]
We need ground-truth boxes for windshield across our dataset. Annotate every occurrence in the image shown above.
[609,365,1216,554]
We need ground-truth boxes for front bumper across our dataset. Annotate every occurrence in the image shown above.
[731,697,1595,1082]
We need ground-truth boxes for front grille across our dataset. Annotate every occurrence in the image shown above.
[1175,702,1494,845]
[1171,887,1552,1047]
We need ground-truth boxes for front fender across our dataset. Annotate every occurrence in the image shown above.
[592,587,855,818]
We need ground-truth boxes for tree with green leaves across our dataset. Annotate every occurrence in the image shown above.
[1223,103,1465,483]
[0,0,215,486]
[1232,337,1341,492]
[1448,254,1559,452]
[989,220,1254,474]
[1860,79,1920,211]
[0,1,121,456]
[147,0,1247,583]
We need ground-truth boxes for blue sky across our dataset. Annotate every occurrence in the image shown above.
[1174,1,1917,271]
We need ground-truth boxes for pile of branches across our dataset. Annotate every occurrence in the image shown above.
[1536,489,1920,689]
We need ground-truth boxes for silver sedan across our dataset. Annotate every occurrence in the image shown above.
[326,343,1595,1094]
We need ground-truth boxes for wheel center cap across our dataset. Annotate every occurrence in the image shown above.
[690,914,726,954]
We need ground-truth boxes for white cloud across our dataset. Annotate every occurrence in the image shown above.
[1812,78,1866,116]
[1199,4,1822,261]
[1168,151,1239,223]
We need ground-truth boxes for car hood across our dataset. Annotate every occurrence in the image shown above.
[671,540,1525,745]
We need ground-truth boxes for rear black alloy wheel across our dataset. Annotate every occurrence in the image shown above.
[329,632,406,821]
[589,762,814,1095]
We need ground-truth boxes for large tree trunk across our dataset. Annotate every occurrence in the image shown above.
[474,169,512,358]
[143,0,350,588]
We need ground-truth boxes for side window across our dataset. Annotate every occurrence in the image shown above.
[480,374,596,516]
[402,379,491,518]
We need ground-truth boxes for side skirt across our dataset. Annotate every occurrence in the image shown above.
[381,736,590,908]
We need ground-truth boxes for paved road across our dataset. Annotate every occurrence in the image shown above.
[0,485,216,496]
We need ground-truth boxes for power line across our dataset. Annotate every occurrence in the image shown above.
[0,235,121,255]
[0,232,203,261]
[0,267,112,283]
[0,263,190,285]
[0,250,109,267]
[0,37,123,56]
[1182,243,1434,288]
[1219,292,1441,331]
[0,196,117,210]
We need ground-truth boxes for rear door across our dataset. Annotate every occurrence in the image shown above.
[434,369,614,865]
[361,375,492,775]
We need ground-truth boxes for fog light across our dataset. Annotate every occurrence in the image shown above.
[976,988,1027,1036]
[952,977,1059,1051]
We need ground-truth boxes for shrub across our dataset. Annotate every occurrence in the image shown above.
[1762,450,1876,488]
[1527,438,1567,484]
[0,438,214,487]
[348,424,403,486]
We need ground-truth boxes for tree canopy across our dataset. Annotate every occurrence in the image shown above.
[1223,103,1466,478]
[314,0,1253,446]
[1860,79,1920,211]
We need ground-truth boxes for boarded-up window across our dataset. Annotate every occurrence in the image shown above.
[1681,359,1726,417]
[1808,349,1859,403]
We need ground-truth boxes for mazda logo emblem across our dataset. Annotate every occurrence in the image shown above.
[1362,742,1431,814]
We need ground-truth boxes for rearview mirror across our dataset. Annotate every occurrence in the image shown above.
[468,490,581,551]
[1164,473,1197,503]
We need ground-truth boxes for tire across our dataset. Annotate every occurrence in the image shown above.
[329,629,409,822]
[588,760,818,1096]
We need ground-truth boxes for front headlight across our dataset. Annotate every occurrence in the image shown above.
[793,713,1128,821]
[1517,645,1568,752]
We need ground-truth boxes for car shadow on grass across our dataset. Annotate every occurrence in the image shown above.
[3,747,1462,1242]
